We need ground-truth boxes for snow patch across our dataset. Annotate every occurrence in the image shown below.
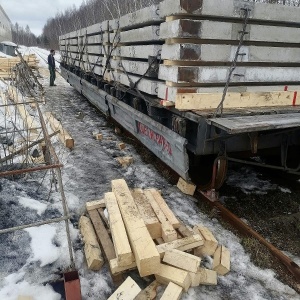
[0,272,60,300]
[25,225,59,267]
[18,197,48,215]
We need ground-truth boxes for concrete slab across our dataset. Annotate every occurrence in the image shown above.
[159,65,300,84]
[87,35,102,44]
[86,23,102,35]
[110,59,158,78]
[159,0,300,25]
[113,45,162,59]
[161,44,300,63]
[114,71,159,95]
[119,5,163,30]
[120,26,160,44]
[160,19,300,44]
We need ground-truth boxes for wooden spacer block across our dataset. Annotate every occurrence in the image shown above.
[146,189,180,229]
[177,177,196,195]
[160,100,175,107]
[107,276,141,300]
[155,264,191,292]
[94,133,103,140]
[79,216,104,271]
[160,282,183,300]
[105,192,134,267]
[189,268,217,287]
[112,179,160,277]
[116,156,133,167]
[117,142,126,150]
[131,189,162,239]
[109,258,137,275]
[156,234,203,258]
[86,199,106,211]
[193,225,218,257]
[163,249,201,273]
[135,280,160,300]
[212,245,230,275]
[114,126,122,134]
[144,190,177,243]
[198,268,218,285]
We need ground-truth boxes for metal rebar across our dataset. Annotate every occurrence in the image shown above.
[0,215,71,235]
[0,130,59,164]
[0,164,63,177]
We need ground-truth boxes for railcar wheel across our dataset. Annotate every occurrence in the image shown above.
[189,155,228,191]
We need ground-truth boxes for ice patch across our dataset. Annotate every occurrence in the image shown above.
[25,225,59,267]
[226,168,277,194]
[278,186,291,193]
[18,197,48,215]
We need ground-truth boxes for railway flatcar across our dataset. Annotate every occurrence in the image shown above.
[59,0,300,189]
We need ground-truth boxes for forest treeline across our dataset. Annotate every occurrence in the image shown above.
[11,0,300,50]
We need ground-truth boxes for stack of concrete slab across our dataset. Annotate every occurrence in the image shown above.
[59,0,300,108]
[60,24,104,75]
[157,0,300,103]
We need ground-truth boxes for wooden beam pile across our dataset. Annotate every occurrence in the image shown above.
[59,0,300,111]
[0,54,39,78]
[80,179,230,299]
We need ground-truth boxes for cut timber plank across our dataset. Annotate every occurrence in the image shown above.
[175,91,300,111]
[155,264,191,292]
[160,282,183,300]
[146,189,180,229]
[213,245,230,275]
[144,189,177,242]
[105,192,134,267]
[131,189,162,239]
[18,297,33,300]
[8,87,39,134]
[88,209,116,262]
[135,280,160,300]
[107,276,141,300]
[109,258,137,275]
[45,112,74,149]
[193,225,218,257]
[116,156,134,167]
[79,216,104,270]
[86,199,105,211]
[177,178,196,196]
[163,249,201,273]
[112,179,160,277]
[156,235,203,258]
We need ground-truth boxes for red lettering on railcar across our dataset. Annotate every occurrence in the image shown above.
[137,122,172,155]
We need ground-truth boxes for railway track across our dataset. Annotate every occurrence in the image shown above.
[196,189,300,285]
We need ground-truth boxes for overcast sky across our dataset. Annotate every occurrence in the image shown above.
[0,0,85,36]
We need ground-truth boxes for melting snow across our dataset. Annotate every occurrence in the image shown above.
[18,197,48,216]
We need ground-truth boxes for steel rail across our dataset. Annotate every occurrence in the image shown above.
[197,189,300,283]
